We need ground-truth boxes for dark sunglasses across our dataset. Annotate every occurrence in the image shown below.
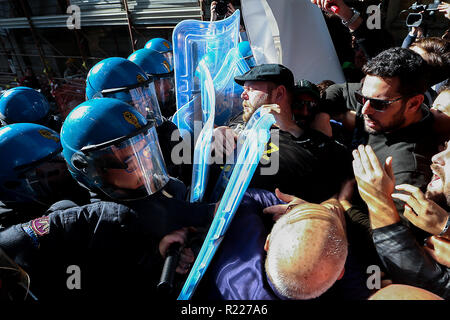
[354,90,403,112]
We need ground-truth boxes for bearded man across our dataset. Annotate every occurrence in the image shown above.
[209,64,351,202]
[352,143,450,299]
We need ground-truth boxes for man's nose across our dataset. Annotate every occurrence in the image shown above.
[431,149,447,166]
[241,90,249,100]
[361,100,374,115]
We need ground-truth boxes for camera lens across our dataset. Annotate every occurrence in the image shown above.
[406,13,423,27]
[215,1,228,16]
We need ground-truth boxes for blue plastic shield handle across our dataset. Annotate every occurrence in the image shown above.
[189,47,250,202]
[189,59,215,203]
[211,47,250,126]
[209,100,267,202]
[177,108,276,300]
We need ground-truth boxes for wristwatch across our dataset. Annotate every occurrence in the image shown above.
[438,215,450,237]
[342,8,360,28]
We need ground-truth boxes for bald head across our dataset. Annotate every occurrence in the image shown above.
[265,201,348,300]
[369,284,443,300]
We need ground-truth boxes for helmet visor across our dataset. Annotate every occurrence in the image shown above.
[94,81,163,125]
[1,153,72,206]
[81,125,169,200]
[153,74,176,117]
[163,51,174,69]
[21,154,73,201]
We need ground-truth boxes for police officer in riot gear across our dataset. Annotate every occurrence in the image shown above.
[0,98,214,300]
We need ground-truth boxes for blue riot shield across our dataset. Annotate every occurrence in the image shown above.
[178,107,276,300]
[171,10,250,203]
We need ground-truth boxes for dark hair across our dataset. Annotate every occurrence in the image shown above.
[409,37,450,86]
[316,80,336,99]
[362,47,428,95]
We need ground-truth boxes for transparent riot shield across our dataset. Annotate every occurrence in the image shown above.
[178,107,276,300]
[171,10,250,203]
[189,59,215,203]
[171,10,246,140]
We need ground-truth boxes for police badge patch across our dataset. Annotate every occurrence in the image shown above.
[123,111,141,129]
[38,129,59,142]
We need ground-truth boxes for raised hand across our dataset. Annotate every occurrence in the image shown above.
[352,145,400,228]
[392,184,450,236]
[263,188,307,221]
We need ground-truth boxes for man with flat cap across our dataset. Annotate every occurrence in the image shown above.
[210,64,352,203]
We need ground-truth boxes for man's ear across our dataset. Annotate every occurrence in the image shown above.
[275,85,286,102]
[338,267,345,280]
[406,94,424,112]
[264,233,271,252]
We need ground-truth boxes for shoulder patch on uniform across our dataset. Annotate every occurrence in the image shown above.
[31,216,50,236]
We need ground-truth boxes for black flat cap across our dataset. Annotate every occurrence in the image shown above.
[294,79,320,100]
[234,64,294,89]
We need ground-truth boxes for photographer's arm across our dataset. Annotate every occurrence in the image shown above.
[311,0,363,31]
[210,1,218,21]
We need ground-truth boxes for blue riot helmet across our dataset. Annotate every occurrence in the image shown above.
[0,87,50,125]
[61,98,169,200]
[85,57,162,124]
[238,41,256,68]
[144,38,174,69]
[0,123,76,206]
[128,49,176,118]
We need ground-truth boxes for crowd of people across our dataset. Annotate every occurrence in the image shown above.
[0,0,449,302]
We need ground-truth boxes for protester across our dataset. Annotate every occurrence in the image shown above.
[409,37,450,100]
[209,64,352,203]
[264,199,348,299]
[432,85,450,116]
[431,85,450,148]
[197,188,370,300]
[369,284,443,300]
[322,48,440,239]
[352,144,450,299]
[316,80,335,99]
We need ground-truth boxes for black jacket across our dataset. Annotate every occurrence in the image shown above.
[373,222,450,299]
[0,179,215,301]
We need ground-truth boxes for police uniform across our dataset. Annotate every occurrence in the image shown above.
[0,178,215,300]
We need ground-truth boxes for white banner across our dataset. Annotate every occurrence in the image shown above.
[241,0,345,84]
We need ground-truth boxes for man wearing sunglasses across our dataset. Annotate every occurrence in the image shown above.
[327,47,440,239]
